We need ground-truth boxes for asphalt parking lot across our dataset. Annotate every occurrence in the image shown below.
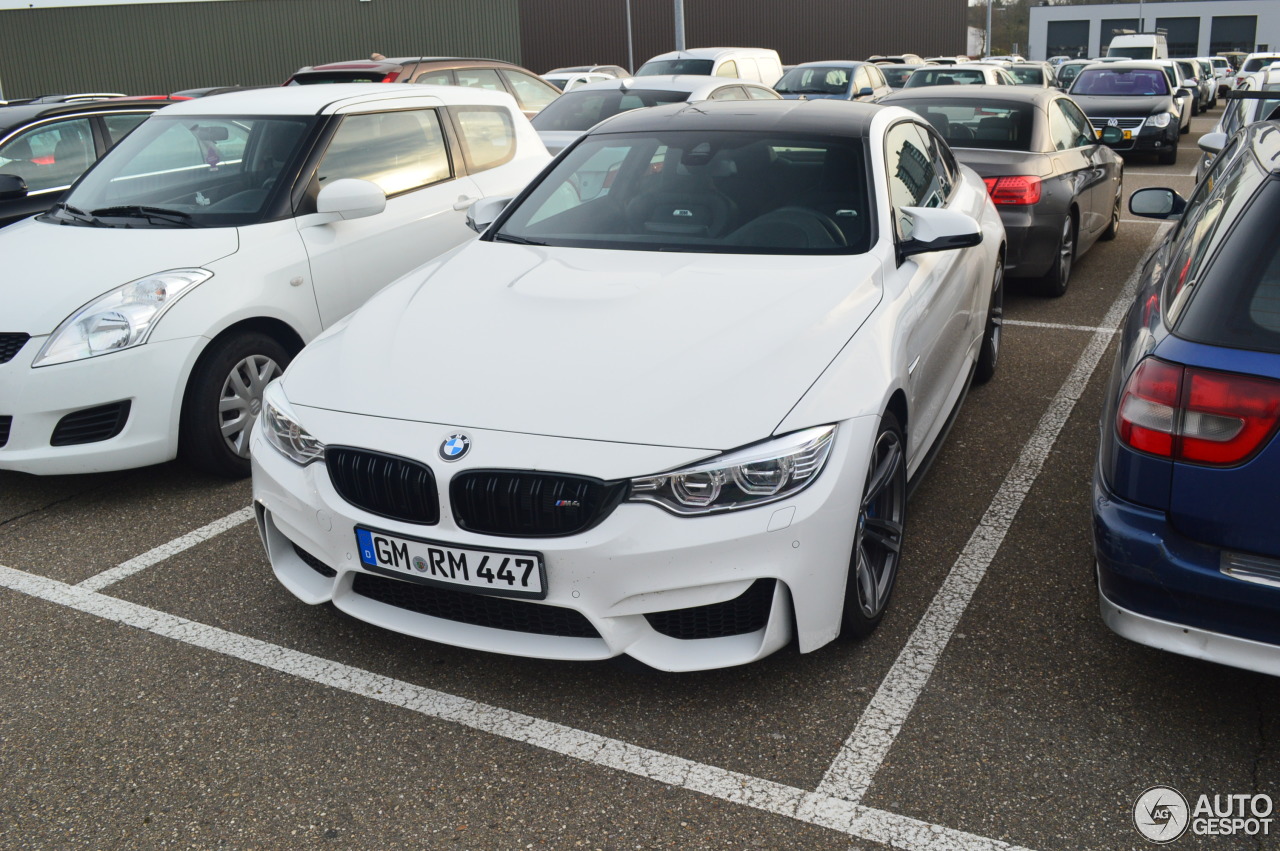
[2,107,1275,851]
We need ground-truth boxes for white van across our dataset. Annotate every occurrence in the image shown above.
[634,48,784,86]
[1106,34,1169,60]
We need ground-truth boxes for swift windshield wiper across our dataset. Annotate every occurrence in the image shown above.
[50,201,107,227]
[90,205,196,227]
[491,233,547,246]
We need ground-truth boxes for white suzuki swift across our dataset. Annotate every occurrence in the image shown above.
[252,99,1006,671]
[0,84,548,477]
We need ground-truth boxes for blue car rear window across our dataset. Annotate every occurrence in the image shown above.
[1177,179,1280,354]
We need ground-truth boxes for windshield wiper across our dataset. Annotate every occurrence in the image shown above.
[49,201,108,227]
[491,233,547,246]
[90,205,196,227]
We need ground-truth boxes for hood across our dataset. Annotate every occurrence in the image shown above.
[949,147,1053,178]
[1071,94,1173,116]
[535,130,585,156]
[1,218,239,334]
[285,241,882,450]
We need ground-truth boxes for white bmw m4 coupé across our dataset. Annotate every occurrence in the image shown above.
[251,99,1006,671]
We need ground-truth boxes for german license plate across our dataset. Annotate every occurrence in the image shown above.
[355,527,546,599]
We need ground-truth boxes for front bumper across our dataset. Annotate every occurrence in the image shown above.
[1093,473,1280,674]
[1112,123,1179,154]
[251,407,881,671]
[0,334,203,475]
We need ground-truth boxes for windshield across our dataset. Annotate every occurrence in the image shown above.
[1010,66,1046,85]
[1243,56,1280,73]
[288,71,391,85]
[774,67,852,95]
[1108,47,1155,60]
[1071,68,1169,96]
[904,69,986,87]
[881,67,916,88]
[56,115,315,227]
[895,100,1035,151]
[635,59,714,76]
[531,89,692,132]
[494,130,872,254]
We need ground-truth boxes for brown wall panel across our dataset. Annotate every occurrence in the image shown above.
[519,0,968,76]
[0,0,521,100]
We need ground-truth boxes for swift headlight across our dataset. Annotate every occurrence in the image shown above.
[260,380,325,466]
[1149,112,1172,128]
[628,425,836,516]
[33,269,212,367]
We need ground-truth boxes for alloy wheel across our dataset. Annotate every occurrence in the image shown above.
[854,428,906,619]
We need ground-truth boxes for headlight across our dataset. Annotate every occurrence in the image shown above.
[33,269,212,367]
[260,380,325,465]
[628,425,836,516]
[1149,112,1172,128]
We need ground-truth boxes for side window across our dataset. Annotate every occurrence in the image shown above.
[451,106,517,173]
[1059,100,1096,147]
[708,86,748,101]
[0,117,95,193]
[918,124,956,200]
[316,109,451,196]
[745,85,778,100]
[884,121,942,237]
[868,66,887,89]
[414,70,454,86]
[716,60,738,78]
[102,113,150,147]
[1162,139,1258,323]
[455,68,504,91]
[501,71,559,112]
[853,67,870,93]
[1047,101,1084,151]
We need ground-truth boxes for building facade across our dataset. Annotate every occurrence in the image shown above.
[1029,0,1280,61]
[0,0,967,100]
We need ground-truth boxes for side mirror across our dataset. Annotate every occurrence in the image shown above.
[1182,79,1198,89]
[1197,131,1228,156]
[897,206,983,262]
[1100,126,1125,144]
[314,178,385,221]
[1129,187,1186,220]
[856,86,875,98]
[467,196,512,233]
[0,173,28,201]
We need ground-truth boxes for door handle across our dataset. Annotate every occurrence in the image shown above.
[453,195,479,211]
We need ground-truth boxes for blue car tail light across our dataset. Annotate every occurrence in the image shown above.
[1116,356,1280,466]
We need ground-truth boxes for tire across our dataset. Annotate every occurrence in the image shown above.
[973,259,1003,385]
[1158,144,1178,166]
[1099,185,1121,242]
[179,331,291,478]
[1031,214,1075,298]
[841,411,907,639]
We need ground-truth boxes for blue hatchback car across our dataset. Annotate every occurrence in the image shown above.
[1095,120,1280,676]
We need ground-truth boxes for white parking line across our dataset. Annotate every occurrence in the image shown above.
[0,563,1035,851]
[1004,320,1118,334]
[816,223,1172,804]
[77,507,253,592]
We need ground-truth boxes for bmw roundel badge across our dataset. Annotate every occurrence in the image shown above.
[439,433,471,461]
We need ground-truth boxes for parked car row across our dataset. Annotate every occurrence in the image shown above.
[11,39,1280,676]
